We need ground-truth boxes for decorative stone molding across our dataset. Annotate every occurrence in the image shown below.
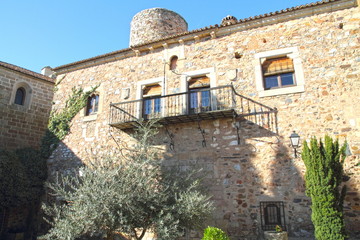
[254,47,305,97]
[9,80,33,110]
[136,77,165,118]
[81,84,104,121]
[133,49,140,57]
[53,0,357,75]
[194,36,200,43]
[180,67,216,92]
[163,44,185,62]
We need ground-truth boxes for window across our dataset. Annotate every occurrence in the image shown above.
[10,81,32,109]
[264,204,281,225]
[86,94,99,116]
[180,67,216,115]
[81,85,103,121]
[188,76,211,114]
[255,47,305,97]
[262,57,295,90]
[260,201,286,231]
[142,84,162,119]
[14,87,26,105]
[170,56,178,70]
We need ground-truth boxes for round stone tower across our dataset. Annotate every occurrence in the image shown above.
[129,8,188,47]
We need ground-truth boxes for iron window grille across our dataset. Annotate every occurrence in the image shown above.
[260,201,287,231]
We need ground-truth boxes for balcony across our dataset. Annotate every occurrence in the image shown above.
[109,85,276,130]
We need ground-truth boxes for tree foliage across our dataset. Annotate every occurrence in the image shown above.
[42,122,213,240]
[0,148,46,208]
[301,135,347,240]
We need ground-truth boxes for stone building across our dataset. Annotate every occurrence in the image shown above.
[0,62,54,150]
[47,0,360,239]
[0,61,54,239]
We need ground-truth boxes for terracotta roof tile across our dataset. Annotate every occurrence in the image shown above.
[0,61,54,83]
[53,0,350,71]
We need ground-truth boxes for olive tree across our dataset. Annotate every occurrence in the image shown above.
[42,122,213,240]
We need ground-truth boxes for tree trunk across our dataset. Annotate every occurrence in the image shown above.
[105,231,115,240]
[133,228,147,240]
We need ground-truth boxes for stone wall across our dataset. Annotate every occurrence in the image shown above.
[50,4,360,239]
[0,64,54,240]
[130,8,188,47]
[0,65,54,150]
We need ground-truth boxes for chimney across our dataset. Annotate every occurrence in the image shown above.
[41,66,55,78]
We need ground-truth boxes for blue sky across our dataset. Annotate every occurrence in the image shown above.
[1,0,315,73]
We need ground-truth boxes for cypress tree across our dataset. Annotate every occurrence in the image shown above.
[301,135,347,240]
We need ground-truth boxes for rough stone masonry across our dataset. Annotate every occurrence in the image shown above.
[48,1,360,239]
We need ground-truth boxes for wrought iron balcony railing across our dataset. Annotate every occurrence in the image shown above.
[109,85,277,129]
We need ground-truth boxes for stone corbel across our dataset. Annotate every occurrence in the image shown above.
[133,49,140,57]
[194,36,200,43]
[210,31,217,39]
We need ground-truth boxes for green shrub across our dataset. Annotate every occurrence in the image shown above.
[202,226,230,240]
[302,135,347,240]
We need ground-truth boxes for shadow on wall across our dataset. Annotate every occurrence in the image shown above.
[0,147,48,240]
[106,111,305,239]
[110,115,310,239]
[218,118,311,239]
[44,115,359,240]
[38,140,84,237]
[343,155,360,237]
[114,117,359,239]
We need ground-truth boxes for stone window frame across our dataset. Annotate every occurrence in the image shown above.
[81,84,104,122]
[163,43,185,62]
[169,55,178,71]
[260,201,287,231]
[136,77,165,119]
[254,47,305,97]
[180,67,217,113]
[180,67,216,92]
[9,80,33,110]
[14,87,26,105]
[85,94,100,116]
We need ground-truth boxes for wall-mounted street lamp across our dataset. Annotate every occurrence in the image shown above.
[289,131,300,158]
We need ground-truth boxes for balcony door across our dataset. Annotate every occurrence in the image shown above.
[188,76,211,114]
[142,84,162,120]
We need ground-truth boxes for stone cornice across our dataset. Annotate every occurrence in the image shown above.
[0,61,55,84]
[53,0,357,75]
